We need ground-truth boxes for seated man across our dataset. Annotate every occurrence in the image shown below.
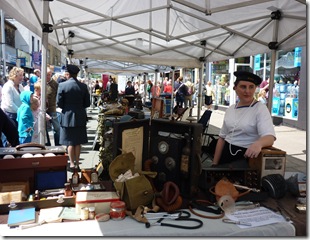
[211,71,276,168]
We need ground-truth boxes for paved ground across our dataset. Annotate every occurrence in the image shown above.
[49,105,306,179]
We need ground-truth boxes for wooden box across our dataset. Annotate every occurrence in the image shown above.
[249,146,286,184]
[0,145,68,194]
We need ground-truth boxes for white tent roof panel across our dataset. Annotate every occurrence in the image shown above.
[0,0,306,73]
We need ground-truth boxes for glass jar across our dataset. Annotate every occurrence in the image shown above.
[64,183,73,196]
[88,207,96,220]
[110,201,126,220]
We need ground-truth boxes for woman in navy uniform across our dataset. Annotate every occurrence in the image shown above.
[56,65,90,171]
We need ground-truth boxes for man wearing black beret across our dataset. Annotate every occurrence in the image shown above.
[211,71,276,168]
[56,64,91,172]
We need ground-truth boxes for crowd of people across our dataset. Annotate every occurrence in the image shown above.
[0,65,91,172]
[0,67,277,170]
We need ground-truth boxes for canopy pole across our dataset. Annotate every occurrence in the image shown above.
[170,67,175,116]
[1,10,6,78]
[197,40,207,120]
[38,0,50,145]
[197,62,204,120]
[267,10,281,113]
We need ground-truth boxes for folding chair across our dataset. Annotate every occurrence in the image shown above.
[197,110,219,163]
[172,106,188,121]
[198,110,212,145]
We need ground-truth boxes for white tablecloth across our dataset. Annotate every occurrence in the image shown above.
[0,211,295,237]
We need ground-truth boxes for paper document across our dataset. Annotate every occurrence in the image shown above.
[225,207,288,229]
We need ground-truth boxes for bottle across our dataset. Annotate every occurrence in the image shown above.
[34,190,40,200]
[64,182,73,196]
[71,166,79,185]
[28,194,34,201]
[180,134,191,178]
[91,167,98,183]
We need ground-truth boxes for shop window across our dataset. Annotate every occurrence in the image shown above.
[271,48,301,120]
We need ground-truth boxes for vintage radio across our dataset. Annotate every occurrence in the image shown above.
[199,168,260,191]
[249,146,286,185]
[148,119,202,198]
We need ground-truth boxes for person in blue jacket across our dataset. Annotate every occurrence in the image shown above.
[16,91,34,144]
[57,64,91,172]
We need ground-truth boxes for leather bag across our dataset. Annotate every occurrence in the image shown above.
[109,152,156,211]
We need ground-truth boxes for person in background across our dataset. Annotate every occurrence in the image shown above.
[134,80,140,95]
[211,71,276,168]
[259,77,269,99]
[124,81,135,95]
[184,79,194,108]
[174,76,186,108]
[192,78,202,106]
[204,81,215,110]
[64,69,70,81]
[94,80,100,93]
[1,67,24,127]
[57,64,90,172]
[151,82,161,99]
[146,80,153,99]
[29,69,40,93]
[258,89,267,105]
[30,97,40,143]
[0,108,19,147]
[17,91,34,144]
[33,81,51,144]
[138,79,145,100]
[109,77,118,102]
[46,67,61,146]
[106,77,112,92]
[57,71,67,83]
[163,79,172,94]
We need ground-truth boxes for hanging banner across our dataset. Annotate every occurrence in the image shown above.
[32,51,42,70]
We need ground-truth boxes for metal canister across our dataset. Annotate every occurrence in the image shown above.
[80,207,89,220]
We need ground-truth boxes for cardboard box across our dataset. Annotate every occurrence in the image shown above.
[75,191,120,214]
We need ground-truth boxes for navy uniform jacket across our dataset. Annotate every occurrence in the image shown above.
[56,78,91,127]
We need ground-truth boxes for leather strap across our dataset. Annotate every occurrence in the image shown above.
[188,199,225,219]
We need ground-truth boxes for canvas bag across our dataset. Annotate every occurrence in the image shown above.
[109,152,157,211]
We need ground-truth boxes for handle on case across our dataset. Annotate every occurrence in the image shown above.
[15,143,46,151]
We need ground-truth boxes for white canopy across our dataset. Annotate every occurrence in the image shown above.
[0,0,306,73]
[0,0,306,144]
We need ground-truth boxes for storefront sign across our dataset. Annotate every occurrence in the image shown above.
[254,54,261,71]
[294,47,301,67]
[17,49,32,69]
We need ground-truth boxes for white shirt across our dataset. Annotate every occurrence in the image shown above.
[1,80,24,113]
[219,101,276,148]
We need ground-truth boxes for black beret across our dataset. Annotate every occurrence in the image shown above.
[66,64,80,74]
[234,71,262,86]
